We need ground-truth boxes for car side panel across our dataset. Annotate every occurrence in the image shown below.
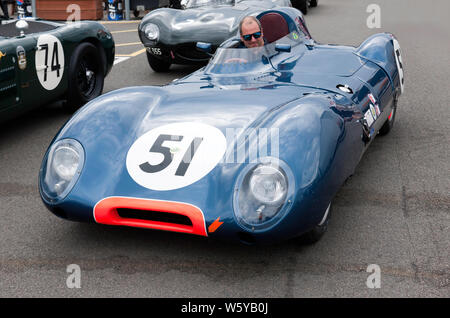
[0,40,19,112]
[19,31,68,111]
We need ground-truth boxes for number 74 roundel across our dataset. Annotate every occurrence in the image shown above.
[126,122,227,191]
[35,34,65,91]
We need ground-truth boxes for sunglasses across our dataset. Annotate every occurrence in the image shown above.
[242,31,262,41]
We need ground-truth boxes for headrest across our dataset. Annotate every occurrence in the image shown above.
[259,12,290,43]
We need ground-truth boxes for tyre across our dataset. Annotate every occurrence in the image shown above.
[292,0,308,15]
[66,42,105,112]
[301,202,332,244]
[378,100,397,136]
[310,0,318,7]
[146,51,171,72]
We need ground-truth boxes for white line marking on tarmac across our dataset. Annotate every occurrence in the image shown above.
[115,42,142,47]
[111,29,137,34]
[114,56,131,65]
[115,48,146,57]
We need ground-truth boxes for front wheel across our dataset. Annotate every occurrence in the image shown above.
[66,42,105,112]
[378,100,397,136]
[146,51,171,72]
[301,202,332,244]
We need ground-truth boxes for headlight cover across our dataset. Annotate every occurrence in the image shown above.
[40,139,84,203]
[144,23,159,41]
[233,158,295,232]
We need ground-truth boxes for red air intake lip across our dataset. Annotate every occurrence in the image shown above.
[94,197,207,237]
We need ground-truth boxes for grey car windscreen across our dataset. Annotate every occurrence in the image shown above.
[183,0,236,8]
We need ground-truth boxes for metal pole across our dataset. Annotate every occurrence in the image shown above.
[32,0,37,18]
[125,0,130,20]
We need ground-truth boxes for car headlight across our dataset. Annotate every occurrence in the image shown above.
[144,23,159,41]
[249,165,287,204]
[233,158,295,231]
[40,139,84,202]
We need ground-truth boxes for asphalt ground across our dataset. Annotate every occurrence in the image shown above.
[0,0,448,297]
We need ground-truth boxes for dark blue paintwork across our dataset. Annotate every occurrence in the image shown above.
[39,7,403,244]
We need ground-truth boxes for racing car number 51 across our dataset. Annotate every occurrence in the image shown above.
[139,134,203,177]
[126,122,227,191]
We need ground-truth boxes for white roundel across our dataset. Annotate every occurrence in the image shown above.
[35,34,65,90]
[126,122,227,191]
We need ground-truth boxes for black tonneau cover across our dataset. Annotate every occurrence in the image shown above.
[0,20,59,37]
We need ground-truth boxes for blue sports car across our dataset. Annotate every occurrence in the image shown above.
[39,7,404,245]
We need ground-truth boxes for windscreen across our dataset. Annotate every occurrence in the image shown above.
[183,0,235,8]
[205,33,302,75]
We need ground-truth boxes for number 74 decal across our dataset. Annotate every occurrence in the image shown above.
[35,34,65,91]
[38,42,61,81]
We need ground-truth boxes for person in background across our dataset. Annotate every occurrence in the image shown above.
[170,0,182,9]
[0,0,10,19]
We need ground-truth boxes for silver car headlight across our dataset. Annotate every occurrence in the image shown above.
[249,165,287,204]
[233,158,295,231]
[144,23,159,41]
[40,139,84,202]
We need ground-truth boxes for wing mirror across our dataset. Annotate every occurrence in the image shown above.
[305,39,315,50]
[275,44,291,53]
[196,42,212,53]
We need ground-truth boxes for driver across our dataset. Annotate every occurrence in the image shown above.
[238,16,266,48]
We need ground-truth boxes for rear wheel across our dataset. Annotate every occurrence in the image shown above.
[292,0,308,15]
[379,100,397,136]
[65,42,105,112]
[310,0,318,7]
[146,51,171,72]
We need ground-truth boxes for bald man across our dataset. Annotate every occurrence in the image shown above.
[239,16,265,48]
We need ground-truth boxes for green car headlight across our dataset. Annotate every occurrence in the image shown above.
[233,158,295,231]
[40,139,84,203]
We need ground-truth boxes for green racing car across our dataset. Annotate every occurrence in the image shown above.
[0,18,115,122]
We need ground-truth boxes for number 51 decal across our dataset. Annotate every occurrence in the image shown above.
[139,134,203,177]
[126,122,227,191]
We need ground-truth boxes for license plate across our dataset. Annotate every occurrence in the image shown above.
[150,47,162,56]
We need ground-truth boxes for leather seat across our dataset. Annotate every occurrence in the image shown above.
[259,12,290,43]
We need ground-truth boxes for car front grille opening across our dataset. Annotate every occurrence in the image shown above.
[116,208,193,226]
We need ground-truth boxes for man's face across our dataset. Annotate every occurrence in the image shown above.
[240,21,264,48]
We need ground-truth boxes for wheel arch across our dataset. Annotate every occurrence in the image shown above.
[356,33,404,96]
